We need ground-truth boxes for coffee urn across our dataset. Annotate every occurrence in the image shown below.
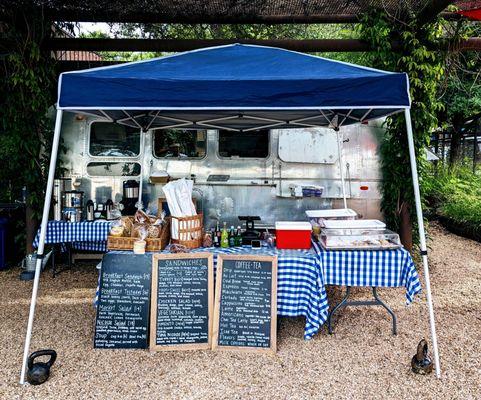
[63,190,84,222]
[53,178,73,220]
[105,199,114,220]
[86,200,95,221]
[120,180,139,215]
[53,179,64,221]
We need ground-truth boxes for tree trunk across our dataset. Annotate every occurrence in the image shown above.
[449,113,464,167]
[399,201,413,252]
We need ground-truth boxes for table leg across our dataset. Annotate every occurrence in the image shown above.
[327,287,397,335]
[372,287,397,335]
[51,245,57,278]
[68,243,72,269]
[327,287,351,334]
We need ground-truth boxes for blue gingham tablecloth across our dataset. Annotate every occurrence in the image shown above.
[33,220,112,251]
[102,246,329,340]
[311,240,421,304]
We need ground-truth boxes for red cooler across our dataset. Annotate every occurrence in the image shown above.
[275,221,312,249]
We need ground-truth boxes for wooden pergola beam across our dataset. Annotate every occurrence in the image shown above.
[46,38,373,52]
[45,37,481,54]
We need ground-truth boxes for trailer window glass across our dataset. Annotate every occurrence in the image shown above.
[218,130,269,158]
[87,162,141,176]
[89,122,140,157]
[153,129,207,158]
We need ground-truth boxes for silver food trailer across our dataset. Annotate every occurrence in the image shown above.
[60,111,385,228]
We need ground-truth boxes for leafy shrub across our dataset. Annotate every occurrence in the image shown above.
[423,164,481,239]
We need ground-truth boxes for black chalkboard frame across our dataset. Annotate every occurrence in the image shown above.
[94,253,152,350]
[212,254,278,354]
[150,252,214,351]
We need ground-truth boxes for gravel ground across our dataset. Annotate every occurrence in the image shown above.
[1,223,480,400]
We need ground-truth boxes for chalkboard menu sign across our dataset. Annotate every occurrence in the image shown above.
[94,253,151,349]
[213,255,278,353]
[150,253,214,351]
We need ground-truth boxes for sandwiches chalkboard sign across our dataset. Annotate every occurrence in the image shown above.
[150,253,214,351]
[213,254,278,353]
[94,253,152,349]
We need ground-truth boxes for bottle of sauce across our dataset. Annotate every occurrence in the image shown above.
[235,226,243,246]
[214,222,220,247]
[220,222,229,248]
[228,226,236,247]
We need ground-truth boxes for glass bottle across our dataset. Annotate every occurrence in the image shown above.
[220,222,229,248]
[235,226,243,246]
[214,222,220,247]
[228,226,236,247]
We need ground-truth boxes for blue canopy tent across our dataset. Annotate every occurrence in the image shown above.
[21,44,440,382]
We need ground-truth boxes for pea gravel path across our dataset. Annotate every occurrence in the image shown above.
[1,223,480,399]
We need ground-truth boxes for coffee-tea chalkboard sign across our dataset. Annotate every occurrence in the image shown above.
[94,253,152,349]
[150,253,214,351]
[213,255,278,353]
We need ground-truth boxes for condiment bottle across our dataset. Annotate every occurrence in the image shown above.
[220,222,229,248]
[228,226,236,247]
[235,226,243,246]
[214,222,220,247]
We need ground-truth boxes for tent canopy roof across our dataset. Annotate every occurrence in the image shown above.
[58,44,410,131]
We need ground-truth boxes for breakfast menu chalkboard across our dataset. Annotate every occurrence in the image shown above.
[213,255,278,353]
[150,253,214,351]
[94,253,151,349]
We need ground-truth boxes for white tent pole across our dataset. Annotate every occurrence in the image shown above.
[336,129,348,208]
[20,109,63,385]
[404,108,441,378]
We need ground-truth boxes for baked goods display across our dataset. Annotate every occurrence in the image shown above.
[319,228,401,250]
[109,209,167,240]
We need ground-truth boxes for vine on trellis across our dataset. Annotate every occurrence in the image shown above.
[0,8,65,252]
[357,10,445,247]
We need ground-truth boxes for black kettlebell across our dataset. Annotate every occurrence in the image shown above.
[27,349,57,385]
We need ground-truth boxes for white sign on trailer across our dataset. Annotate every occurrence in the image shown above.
[278,128,338,164]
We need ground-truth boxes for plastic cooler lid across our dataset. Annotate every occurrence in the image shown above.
[322,219,386,229]
[305,208,357,218]
[276,221,312,231]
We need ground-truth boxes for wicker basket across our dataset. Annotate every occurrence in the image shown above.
[107,222,170,252]
[170,213,203,249]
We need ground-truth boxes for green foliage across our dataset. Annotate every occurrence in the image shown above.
[357,10,445,243]
[105,22,366,63]
[0,8,64,250]
[439,19,481,122]
[423,164,481,235]
[80,30,157,61]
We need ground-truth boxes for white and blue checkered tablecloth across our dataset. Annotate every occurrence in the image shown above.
[102,246,329,340]
[33,220,112,251]
[311,240,421,304]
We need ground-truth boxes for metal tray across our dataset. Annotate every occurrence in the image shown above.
[318,239,402,251]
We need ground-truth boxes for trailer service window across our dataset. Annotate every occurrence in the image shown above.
[89,122,140,157]
[218,130,269,158]
[154,129,207,159]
